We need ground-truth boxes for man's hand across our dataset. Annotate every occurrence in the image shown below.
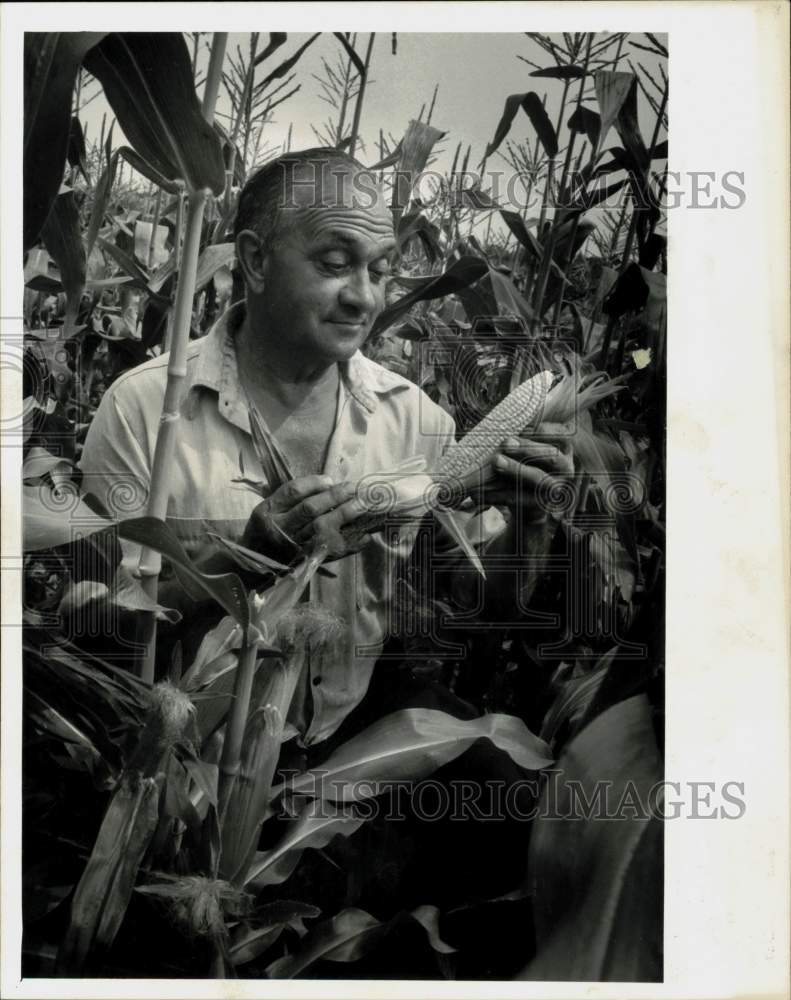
[242,474,372,562]
[481,422,575,520]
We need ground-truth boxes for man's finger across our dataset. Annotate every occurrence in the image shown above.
[267,474,336,514]
[284,482,358,531]
[492,453,567,498]
[529,422,575,449]
[500,438,574,475]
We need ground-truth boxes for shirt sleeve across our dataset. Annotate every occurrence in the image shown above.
[78,385,152,573]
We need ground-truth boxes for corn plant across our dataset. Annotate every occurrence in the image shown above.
[21,29,666,981]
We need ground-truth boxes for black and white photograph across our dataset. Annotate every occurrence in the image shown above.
[1,3,788,997]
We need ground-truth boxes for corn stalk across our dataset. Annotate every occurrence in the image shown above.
[530,33,594,332]
[599,75,669,371]
[135,32,228,683]
[347,33,375,158]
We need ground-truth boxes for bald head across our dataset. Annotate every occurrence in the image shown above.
[234,148,391,258]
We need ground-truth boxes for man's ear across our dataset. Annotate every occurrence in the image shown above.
[235,230,268,295]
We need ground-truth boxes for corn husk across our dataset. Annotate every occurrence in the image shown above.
[219,606,345,885]
[57,773,163,974]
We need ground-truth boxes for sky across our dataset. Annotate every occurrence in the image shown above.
[80,31,666,166]
[78,31,667,235]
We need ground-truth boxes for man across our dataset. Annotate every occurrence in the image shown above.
[82,147,570,748]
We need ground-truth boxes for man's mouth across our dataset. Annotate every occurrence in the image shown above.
[328,319,367,331]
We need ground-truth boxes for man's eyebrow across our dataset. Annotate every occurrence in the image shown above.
[314,229,397,257]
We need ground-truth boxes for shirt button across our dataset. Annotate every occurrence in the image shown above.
[312,676,322,686]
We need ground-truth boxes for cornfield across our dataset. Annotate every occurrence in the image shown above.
[21,30,666,980]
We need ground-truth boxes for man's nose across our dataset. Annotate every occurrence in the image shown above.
[338,268,377,314]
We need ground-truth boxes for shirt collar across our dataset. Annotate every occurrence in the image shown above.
[191,302,407,415]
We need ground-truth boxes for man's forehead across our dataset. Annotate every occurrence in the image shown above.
[284,160,389,214]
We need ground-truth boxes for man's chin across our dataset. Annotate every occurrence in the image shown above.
[320,326,369,360]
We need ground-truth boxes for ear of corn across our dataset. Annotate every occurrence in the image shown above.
[437,369,554,481]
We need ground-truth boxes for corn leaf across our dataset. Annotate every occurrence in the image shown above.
[371,256,488,336]
[258,33,320,90]
[133,221,169,269]
[530,65,586,79]
[593,70,635,154]
[23,32,106,249]
[369,141,402,170]
[182,615,243,690]
[391,120,446,218]
[245,804,365,888]
[333,33,366,78]
[57,774,162,974]
[521,696,662,981]
[483,92,558,162]
[118,144,182,194]
[22,446,67,480]
[83,34,225,195]
[110,564,182,623]
[612,75,650,174]
[66,116,88,179]
[266,905,455,979]
[253,32,289,67]
[488,267,536,323]
[396,119,446,179]
[500,210,543,262]
[230,901,320,966]
[153,241,238,297]
[568,106,601,150]
[277,708,553,802]
[266,907,381,978]
[24,484,114,550]
[24,248,63,292]
[116,517,249,628]
[97,237,157,293]
[41,190,85,337]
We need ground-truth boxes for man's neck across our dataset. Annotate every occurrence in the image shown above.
[234,310,340,421]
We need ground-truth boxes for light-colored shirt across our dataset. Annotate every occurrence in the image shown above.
[79,305,456,745]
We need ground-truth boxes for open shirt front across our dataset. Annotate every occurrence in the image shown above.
[79,303,456,745]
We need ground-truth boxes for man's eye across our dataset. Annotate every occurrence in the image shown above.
[320,255,349,272]
[369,263,393,283]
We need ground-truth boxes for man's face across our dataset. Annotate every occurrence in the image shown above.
[257,166,396,365]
